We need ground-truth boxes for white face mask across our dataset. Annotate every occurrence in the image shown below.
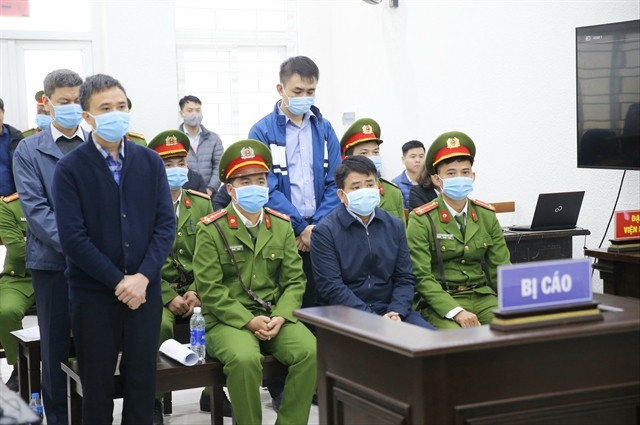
[184,113,203,127]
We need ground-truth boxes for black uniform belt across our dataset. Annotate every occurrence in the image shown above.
[446,283,479,294]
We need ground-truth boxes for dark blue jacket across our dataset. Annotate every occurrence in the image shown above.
[52,136,175,303]
[311,205,416,317]
[248,102,342,235]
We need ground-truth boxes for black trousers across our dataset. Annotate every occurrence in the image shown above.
[70,295,162,425]
[31,269,71,425]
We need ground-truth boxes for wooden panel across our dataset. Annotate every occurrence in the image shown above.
[490,201,515,213]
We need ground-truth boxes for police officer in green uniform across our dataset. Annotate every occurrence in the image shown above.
[340,118,406,224]
[193,140,316,425]
[407,131,510,329]
[147,130,213,423]
[0,192,35,391]
[22,90,51,138]
[124,97,147,146]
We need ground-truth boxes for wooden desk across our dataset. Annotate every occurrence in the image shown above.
[295,293,639,425]
[585,248,640,298]
[503,227,590,263]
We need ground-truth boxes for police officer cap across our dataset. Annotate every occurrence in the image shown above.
[425,131,476,174]
[340,118,383,157]
[148,130,190,159]
[219,139,272,183]
[35,91,45,105]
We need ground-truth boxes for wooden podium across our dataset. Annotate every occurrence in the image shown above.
[295,293,639,424]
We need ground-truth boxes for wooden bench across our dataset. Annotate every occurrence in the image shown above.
[62,353,288,425]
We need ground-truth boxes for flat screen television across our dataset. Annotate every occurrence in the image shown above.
[576,19,640,170]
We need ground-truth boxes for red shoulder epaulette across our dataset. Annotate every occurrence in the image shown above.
[413,201,438,216]
[2,193,19,203]
[200,209,227,225]
[127,131,146,139]
[186,189,211,200]
[471,199,496,211]
[265,207,290,222]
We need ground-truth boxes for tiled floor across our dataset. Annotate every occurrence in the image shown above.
[0,314,319,425]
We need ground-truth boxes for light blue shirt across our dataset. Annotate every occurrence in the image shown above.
[279,107,316,218]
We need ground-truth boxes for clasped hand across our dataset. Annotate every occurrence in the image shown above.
[114,273,149,310]
[245,315,285,341]
[168,291,201,318]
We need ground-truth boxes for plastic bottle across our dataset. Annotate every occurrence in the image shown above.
[29,391,44,418]
[190,306,206,364]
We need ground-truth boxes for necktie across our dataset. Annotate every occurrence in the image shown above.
[455,213,466,237]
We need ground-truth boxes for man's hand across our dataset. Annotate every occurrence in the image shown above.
[453,310,481,328]
[115,273,149,310]
[298,224,315,251]
[255,316,285,341]
[167,295,190,316]
[182,291,201,317]
[245,315,271,340]
[383,311,401,321]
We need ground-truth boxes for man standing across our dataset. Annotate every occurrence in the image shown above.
[178,95,224,198]
[194,139,316,425]
[392,140,426,209]
[12,69,87,425]
[407,131,510,329]
[311,156,433,329]
[52,74,175,424]
[340,118,405,224]
[0,98,24,197]
[21,91,52,139]
[0,192,35,391]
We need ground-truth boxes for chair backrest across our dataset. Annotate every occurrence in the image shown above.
[490,201,515,213]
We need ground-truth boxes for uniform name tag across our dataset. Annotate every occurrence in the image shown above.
[230,245,244,252]
[437,233,454,240]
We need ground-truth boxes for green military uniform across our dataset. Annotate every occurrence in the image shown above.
[21,128,40,138]
[407,195,510,328]
[126,131,147,147]
[158,189,212,343]
[341,118,406,226]
[378,177,406,224]
[407,131,510,329]
[0,193,35,366]
[193,139,316,425]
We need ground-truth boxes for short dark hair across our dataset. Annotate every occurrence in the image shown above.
[334,155,377,190]
[179,95,202,110]
[401,140,424,156]
[279,56,319,84]
[79,74,127,111]
[434,156,474,175]
[43,69,83,98]
[0,98,4,111]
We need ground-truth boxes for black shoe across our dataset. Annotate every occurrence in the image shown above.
[312,392,318,406]
[200,389,233,417]
[153,400,163,425]
[5,368,18,392]
[272,393,283,413]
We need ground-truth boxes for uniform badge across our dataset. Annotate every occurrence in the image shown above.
[437,233,454,240]
[184,197,191,208]
[446,137,460,148]
[240,146,255,159]
[227,214,238,229]
[165,135,178,146]
[362,124,373,134]
[230,245,244,252]
[440,209,450,223]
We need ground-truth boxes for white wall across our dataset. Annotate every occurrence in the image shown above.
[296,0,640,266]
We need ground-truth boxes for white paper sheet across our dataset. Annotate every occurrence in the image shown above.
[159,338,199,366]
[10,325,40,342]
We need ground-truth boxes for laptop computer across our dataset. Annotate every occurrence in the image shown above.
[508,191,585,231]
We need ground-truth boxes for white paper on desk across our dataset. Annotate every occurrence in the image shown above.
[10,325,40,341]
[159,338,198,366]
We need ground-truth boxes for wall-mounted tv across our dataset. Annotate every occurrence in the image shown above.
[576,19,640,171]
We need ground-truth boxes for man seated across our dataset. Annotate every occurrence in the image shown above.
[406,131,511,329]
[340,118,406,224]
[311,155,434,329]
[392,140,426,209]
[193,139,317,425]
[0,193,35,391]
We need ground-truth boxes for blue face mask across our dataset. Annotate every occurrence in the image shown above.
[439,176,474,201]
[345,187,380,216]
[283,91,314,116]
[35,114,52,130]
[233,185,269,214]
[166,167,189,190]
[369,155,383,174]
[90,111,130,143]
[52,103,83,129]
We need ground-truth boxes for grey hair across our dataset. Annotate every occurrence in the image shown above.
[43,69,83,98]
[79,74,127,111]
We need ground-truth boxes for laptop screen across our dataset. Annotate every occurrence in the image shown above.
[510,191,585,231]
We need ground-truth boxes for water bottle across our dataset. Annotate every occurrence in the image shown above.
[190,306,206,364]
[29,391,44,418]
